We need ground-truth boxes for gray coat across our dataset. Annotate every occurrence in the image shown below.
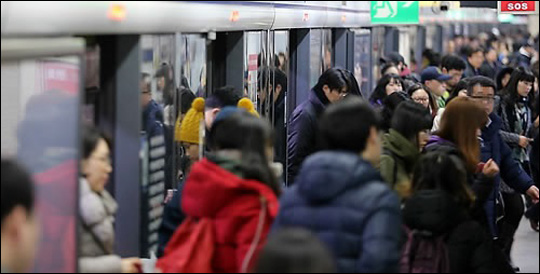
[79,178,122,273]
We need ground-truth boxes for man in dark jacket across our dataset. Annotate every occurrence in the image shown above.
[258,68,287,168]
[466,76,539,240]
[275,98,402,273]
[480,47,502,80]
[141,73,164,139]
[513,42,535,68]
[286,68,351,185]
[463,47,484,79]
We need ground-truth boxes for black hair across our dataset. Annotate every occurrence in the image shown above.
[441,54,466,71]
[407,83,435,110]
[258,68,288,95]
[1,159,35,225]
[369,74,404,104]
[466,76,497,97]
[391,101,433,147]
[381,92,411,131]
[406,82,427,97]
[258,53,281,68]
[459,45,471,59]
[495,67,515,92]
[446,78,470,104]
[407,83,438,111]
[502,66,536,106]
[206,86,241,109]
[179,88,196,115]
[381,62,398,76]
[319,97,381,153]
[532,61,539,79]
[255,228,336,273]
[422,49,441,67]
[313,68,351,96]
[208,112,280,196]
[483,47,496,55]
[82,125,110,160]
[412,151,475,208]
[344,69,363,97]
[466,47,483,58]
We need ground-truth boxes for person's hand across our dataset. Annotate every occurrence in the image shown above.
[534,116,539,128]
[163,189,175,205]
[482,159,500,178]
[121,258,142,273]
[518,136,533,148]
[526,186,539,204]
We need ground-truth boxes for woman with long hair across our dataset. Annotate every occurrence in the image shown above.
[425,97,499,224]
[369,73,404,108]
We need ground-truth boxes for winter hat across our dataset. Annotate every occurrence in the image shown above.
[179,97,205,144]
[214,106,242,125]
[237,98,260,117]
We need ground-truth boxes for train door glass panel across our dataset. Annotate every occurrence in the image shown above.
[244,31,265,109]
[309,29,332,88]
[1,38,83,273]
[353,29,372,98]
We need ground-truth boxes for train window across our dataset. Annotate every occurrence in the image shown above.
[179,34,207,97]
[353,29,372,98]
[1,38,83,273]
[310,29,333,88]
[310,29,323,87]
[244,31,264,107]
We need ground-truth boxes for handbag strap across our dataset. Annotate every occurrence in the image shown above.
[80,218,113,255]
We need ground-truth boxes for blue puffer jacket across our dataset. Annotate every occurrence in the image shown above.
[142,99,164,139]
[274,151,402,273]
[481,113,533,236]
[286,90,327,186]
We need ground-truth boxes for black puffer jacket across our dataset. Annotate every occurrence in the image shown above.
[403,190,514,273]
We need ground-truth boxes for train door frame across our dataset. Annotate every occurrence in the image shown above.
[94,35,142,257]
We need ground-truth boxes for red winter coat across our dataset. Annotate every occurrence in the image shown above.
[181,158,279,273]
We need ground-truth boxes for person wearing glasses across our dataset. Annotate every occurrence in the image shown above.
[407,83,439,120]
[79,126,142,273]
[141,73,164,139]
[287,68,350,186]
[467,75,538,272]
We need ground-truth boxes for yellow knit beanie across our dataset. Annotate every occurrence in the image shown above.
[179,97,205,144]
[237,98,260,118]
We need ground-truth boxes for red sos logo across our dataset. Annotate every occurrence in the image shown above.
[500,1,536,12]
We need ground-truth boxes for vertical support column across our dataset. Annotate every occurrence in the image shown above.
[288,29,310,116]
[434,25,443,54]
[97,35,141,257]
[415,26,426,74]
[332,28,348,68]
[346,31,355,73]
[226,32,244,96]
[384,26,399,56]
[211,32,244,96]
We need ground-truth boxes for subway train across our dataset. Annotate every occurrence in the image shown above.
[1,1,533,272]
